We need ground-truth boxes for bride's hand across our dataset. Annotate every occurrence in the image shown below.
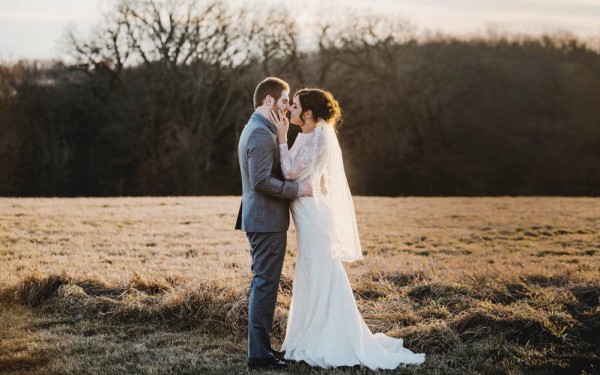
[269,109,289,144]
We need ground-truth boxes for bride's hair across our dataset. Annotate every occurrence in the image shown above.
[293,88,342,129]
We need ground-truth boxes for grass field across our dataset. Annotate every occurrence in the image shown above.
[0,197,598,374]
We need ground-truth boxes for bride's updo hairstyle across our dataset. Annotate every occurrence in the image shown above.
[294,88,342,129]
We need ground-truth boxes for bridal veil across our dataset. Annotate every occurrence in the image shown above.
[312,119,363,262]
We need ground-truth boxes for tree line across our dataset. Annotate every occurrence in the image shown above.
[1,0,598,196]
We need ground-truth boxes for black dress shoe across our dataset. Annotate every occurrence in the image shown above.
[247,357,289,369]
[270,349,286,361]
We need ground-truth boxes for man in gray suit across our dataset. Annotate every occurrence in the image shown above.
[236,77,312,369]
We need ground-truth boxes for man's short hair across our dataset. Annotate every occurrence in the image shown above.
[253,77,290,108]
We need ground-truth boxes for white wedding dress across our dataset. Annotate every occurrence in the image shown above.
[278,121,425,369]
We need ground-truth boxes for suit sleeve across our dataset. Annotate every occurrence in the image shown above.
[248,128,299,200]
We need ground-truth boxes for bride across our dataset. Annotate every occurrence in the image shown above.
[268,88,426,369]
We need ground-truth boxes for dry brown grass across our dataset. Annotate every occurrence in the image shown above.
[1,197,599,374]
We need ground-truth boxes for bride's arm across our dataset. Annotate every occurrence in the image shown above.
[279,143,304,180]
[280,129,327,180]
[270,109,323,181]
[270,109,306,180]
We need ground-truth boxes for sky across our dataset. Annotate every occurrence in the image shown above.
[0,0,598,61]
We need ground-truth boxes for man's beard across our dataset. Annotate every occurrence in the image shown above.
[271,103,287,118]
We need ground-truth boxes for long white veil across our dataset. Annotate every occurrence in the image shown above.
[312,120,363,262]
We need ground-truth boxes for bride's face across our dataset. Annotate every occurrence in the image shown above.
[289,96,303,126]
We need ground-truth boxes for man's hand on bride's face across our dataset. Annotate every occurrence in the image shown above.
[269,109,289,144]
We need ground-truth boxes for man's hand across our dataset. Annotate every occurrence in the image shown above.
[300,178,313,197]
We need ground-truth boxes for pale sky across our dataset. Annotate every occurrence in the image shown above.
[0,0,598,61]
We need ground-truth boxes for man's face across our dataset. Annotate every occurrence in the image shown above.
[273,91,290,115]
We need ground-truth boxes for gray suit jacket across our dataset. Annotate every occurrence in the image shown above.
[235,112,299,232]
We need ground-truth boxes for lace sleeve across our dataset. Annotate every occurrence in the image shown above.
[279,129,324,180]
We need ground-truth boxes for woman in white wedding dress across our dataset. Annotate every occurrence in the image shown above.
[268,88,425,370]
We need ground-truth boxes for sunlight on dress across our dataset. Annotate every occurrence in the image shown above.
[279,127,426,369]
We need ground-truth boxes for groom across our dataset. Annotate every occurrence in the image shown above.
[235,77,312,369]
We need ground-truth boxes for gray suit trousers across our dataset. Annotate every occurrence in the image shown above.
[246,231,287,359]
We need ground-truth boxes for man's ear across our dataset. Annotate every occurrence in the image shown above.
[265,95,274,106]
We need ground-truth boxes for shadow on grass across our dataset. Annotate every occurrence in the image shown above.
[2,273,600,374]
[0,356,50,374]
